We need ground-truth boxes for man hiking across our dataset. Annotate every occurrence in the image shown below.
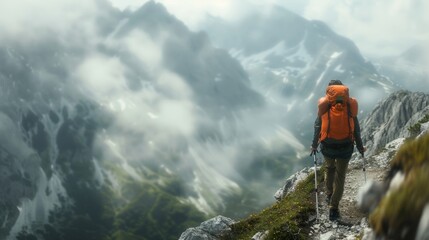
[311,80,365,221]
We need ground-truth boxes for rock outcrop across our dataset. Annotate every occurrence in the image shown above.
[274,167,312,201]
[361,90,429,156]
[179,216,235,240]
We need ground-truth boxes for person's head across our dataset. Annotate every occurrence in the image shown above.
[328,80,343,86]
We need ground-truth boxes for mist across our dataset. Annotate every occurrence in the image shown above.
[110,0,429,58]
[0,0,313,220]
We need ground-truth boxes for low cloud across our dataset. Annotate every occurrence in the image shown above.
[0,0,99,45]
[0,0,324,214]
[109,0,429,58]
[302,0,429,57]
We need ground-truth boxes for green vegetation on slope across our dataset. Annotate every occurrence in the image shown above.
[102,165,207,240]
[17,164,206,240]
[223,170,320,240]
[408,114,429,136]
[370,133,429,240]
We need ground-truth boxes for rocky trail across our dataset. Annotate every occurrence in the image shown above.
[308,139,402,240]
[178,139,405,240]
[308,166,383,239]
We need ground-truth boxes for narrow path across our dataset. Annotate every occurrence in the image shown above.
[309,159,387,239]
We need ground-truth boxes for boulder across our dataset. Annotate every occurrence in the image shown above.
[179,215,235,240]
[274,167,311,201]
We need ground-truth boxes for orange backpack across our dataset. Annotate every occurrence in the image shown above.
[317,85,358,143]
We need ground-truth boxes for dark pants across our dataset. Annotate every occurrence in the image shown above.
[324,156,350,209]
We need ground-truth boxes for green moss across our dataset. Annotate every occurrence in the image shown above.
[355,232,364,240]
[391,133,429,174]
[370,165,429,239]
[408,123,421,136]
[420,114,429,124]
[370,133,429,239]
[223,171,320,240]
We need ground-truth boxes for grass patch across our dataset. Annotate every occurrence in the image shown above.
[223,170,320,240]
[390,132,429,174]
[369,133,429,239]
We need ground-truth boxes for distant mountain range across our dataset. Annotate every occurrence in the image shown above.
[203,6,397,120]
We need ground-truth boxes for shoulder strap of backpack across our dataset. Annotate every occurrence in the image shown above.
[347,102,352,139]
[327,104,331,137]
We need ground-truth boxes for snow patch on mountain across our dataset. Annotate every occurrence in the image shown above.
[334,64,345,73]
[187,147,242,215]
[9,171,67,239]
[232,36,313,79]
[315,52,343,86]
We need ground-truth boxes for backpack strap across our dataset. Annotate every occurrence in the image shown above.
[327,104,331,138]
[347,102,352,139]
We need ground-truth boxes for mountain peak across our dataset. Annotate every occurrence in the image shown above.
[137,0,168,15]
[121,1,188,35]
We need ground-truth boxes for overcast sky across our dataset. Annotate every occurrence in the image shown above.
[110,0,429,58]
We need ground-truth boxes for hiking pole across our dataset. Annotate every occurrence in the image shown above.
[362,154,367,183]
[311,151,319,221]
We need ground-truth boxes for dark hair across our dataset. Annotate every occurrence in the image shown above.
[329,80,343,86]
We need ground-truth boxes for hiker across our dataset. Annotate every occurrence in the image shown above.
[310,80,365,221]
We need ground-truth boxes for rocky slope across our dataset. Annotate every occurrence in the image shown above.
[361,91,429,156]
[179,91,429,239]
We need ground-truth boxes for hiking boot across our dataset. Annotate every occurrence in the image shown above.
[329,208,340,221]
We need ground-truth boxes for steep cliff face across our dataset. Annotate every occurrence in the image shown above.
[361,91,429,156]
